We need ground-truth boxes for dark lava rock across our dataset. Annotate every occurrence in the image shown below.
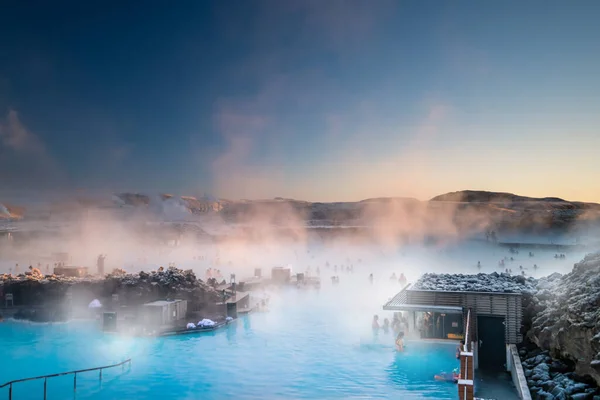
[520,336,600,400]
[1,266,222,322]
[551,360,572,373]
[550,385,566,399]
[570,394,589,400]
[412,271,537,293]
[528,252,600,386]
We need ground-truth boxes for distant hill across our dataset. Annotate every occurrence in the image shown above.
[2,190,600,237]
[430,190,568,203]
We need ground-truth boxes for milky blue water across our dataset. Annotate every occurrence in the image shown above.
[1,285,459,400]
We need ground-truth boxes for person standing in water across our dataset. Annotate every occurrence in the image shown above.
[456,341,464,359]
[382,318,390,333]
[372,315,380,331]
[399,273,407,287]
[395,331,405,352]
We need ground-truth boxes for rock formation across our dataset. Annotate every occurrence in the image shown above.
[528,252,600,387]
[519,346,600,399]
[412,271,537,293]
[0,267,223,322]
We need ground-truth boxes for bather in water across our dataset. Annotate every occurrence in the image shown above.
[382,318,390,334]
[395,331,405,352]
[372,315,380,332]
[434,368,459,383]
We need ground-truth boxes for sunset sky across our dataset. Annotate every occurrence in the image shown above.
[1,1,599,202]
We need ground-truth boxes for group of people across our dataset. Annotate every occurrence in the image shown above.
[371,313,410,352]
[331,264,354,273]
[417,312,434,339]
[205,268,223,280]
[371,313,461,383]
[8,262,60,276]
[389,273,407,287]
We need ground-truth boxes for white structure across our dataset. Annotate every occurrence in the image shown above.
[143,299,188,327]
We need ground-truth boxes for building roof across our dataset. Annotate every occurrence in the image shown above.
[383,279,524,314]
[383,285,464,313]
[412,272,534,294]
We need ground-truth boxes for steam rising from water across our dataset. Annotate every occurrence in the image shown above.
[0,191,595,278]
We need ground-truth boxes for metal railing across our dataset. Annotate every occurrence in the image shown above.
[464,308,471,352]
[461,308,472,400]
[0,359,131,400]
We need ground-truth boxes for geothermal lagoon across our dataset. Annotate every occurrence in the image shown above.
[0,240,586,399]
[1,290,459,400]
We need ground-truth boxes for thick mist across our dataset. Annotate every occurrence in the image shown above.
[1,193,591,282]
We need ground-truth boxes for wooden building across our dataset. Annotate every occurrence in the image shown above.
[384,283,524,400]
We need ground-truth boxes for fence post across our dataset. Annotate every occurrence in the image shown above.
[8,383,12,400]
[99,368,103,381]
[43,378,47,400]
[74,372,77,391]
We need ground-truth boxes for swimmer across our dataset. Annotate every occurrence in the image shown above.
[383,318,390,333]
[399,273,407,287]
[395,331,405,352]
[372,315,380,330]
[434,368,459,383]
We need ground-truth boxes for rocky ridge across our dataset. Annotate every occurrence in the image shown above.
[0,266,223,322]
[4,190,600,237]
[528,252,600,386]
[520,346,600,400]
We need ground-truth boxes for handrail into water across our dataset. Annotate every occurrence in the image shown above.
[464,308,471,352]
[462,309,471,400]
[0,359,132,400]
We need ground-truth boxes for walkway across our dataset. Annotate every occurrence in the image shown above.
[475,369,520,400]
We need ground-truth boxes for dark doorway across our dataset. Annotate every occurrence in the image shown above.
[477,316,506,370]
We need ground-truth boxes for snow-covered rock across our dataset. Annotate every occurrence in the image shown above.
[528,252,600,387]
[1,266,222,322]
[412,272,536,293]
